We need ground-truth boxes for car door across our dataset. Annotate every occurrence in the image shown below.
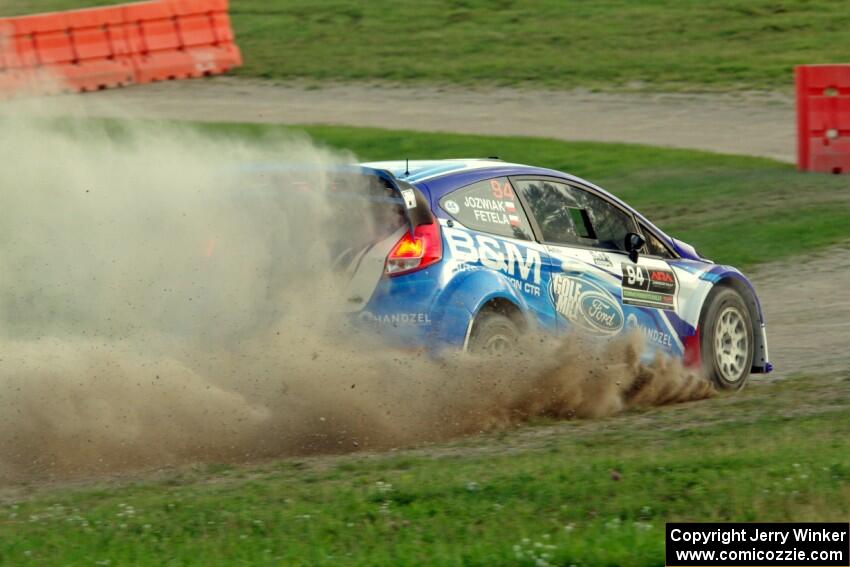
[437,176,559,333]
[512,177,683,357]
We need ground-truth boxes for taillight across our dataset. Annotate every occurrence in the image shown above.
[386,223,443,276]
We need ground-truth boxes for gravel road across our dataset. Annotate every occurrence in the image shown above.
[51,78,796,162]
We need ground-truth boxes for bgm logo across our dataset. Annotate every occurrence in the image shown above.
[443,227,542,285]
[551,275,623,334]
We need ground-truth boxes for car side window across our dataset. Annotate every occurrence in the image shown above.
[512,179,581,245]
[439,177,534,240]
[515,179,637,252]
[641,224,675,258]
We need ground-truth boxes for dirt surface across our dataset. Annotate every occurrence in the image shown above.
[751,246,850,378]
[57,78,796,162]
[2,372,844,502]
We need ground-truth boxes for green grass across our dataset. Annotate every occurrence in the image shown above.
[2,374,848,566]
[195,122,847,267]
[5,0,850,91]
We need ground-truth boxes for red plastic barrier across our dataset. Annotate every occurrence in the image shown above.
[0,0,241,97]
[0,21,27,93]
[796,65,850,174]
[64,7,135,92]
[126,0,241,84]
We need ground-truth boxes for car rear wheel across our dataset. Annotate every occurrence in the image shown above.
[700,287,754,390]
[468,311,520,356]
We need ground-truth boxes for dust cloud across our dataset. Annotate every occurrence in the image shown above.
[0,99,713,482]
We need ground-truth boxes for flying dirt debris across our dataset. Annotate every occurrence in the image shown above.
[0,102,714,481]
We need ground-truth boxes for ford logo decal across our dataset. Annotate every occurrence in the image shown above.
[551,274,625,335]
[580,292,624,333]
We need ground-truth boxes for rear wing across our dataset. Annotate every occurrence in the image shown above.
[231,162,436,234]
[360,167,435,229]
[226,162,435,234]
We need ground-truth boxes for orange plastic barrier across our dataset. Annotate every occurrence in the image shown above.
[0,0,241,97]
[796,65,850,174]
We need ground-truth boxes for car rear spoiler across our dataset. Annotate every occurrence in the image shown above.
[359,167,435,230]
[229,162,435,233]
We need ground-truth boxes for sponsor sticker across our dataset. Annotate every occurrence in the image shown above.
[626,313,673,348]
[551,274,624,335]
[401,189,417,209]
[444,227,543,295]
[621,264,678,310]
[443,200,460,215]
[591,251,613,269]
[360,311,432,326]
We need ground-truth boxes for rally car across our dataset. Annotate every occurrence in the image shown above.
[337,159,772,389]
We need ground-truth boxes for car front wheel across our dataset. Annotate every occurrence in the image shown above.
[700,287,754,389]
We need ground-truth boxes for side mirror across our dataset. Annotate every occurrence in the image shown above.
[624,232,646,263]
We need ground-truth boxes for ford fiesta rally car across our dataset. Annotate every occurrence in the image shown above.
[334,159,772,389]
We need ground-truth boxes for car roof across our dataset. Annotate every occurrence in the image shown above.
[359,158,630,211]
[359,159,687,257]
[359,159,526,184]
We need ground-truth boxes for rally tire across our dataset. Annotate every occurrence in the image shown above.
[468,311,520,356]
[700,287,754,390]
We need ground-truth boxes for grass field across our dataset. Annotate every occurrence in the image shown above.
[5,0,850,91]
[2,373,847,566]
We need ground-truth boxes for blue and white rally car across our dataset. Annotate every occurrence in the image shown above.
[339,159,772,389]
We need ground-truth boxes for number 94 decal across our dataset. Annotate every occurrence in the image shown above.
[621,264,678,311]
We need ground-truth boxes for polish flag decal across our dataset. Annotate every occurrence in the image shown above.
[508,214,521,227]
[504,200,517,213]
